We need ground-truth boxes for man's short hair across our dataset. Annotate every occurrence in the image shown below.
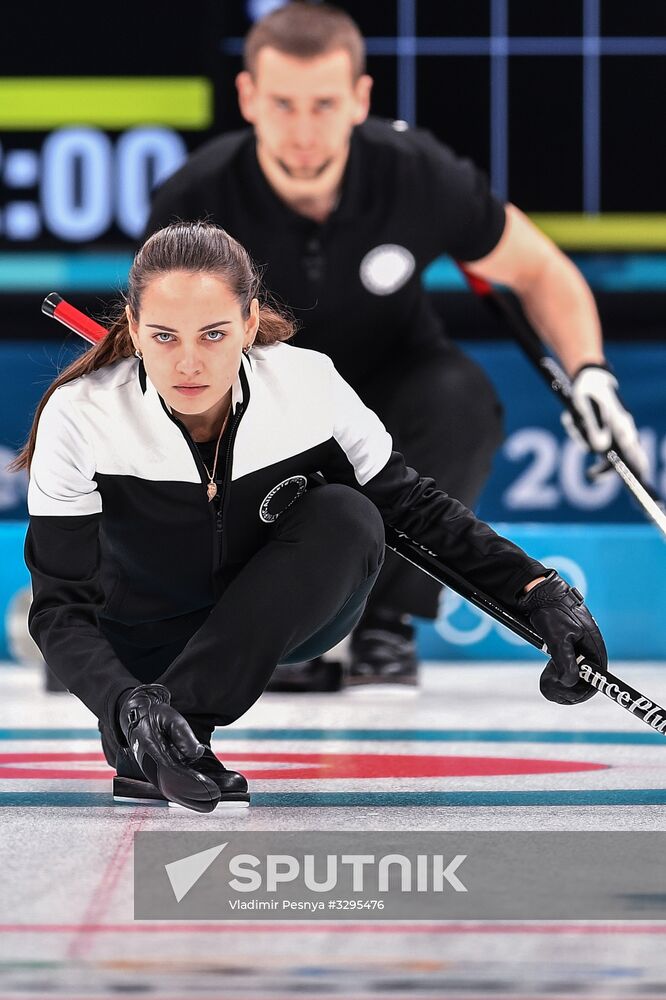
[244,2,366,80]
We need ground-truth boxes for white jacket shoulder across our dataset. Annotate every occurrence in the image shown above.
[51,355,137,404]
[249,340,332,373]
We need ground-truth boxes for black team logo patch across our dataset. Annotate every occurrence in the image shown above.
[259,476,308,523]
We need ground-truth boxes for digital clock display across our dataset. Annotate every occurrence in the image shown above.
[0,72,212,248]
[1,125,187,243]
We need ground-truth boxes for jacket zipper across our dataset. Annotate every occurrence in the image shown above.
[215,403,244,566]
[162,401,245,581]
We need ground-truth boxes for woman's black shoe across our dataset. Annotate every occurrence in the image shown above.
[192,747,251,807]
[113,746,250,808]
[117,683,220,813]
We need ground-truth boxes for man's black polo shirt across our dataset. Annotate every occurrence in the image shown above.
[145,117,506,387]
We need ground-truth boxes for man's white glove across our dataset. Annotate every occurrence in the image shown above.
[561,363,649,481]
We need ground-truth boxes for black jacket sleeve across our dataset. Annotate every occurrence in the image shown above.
[24,391,139,739]
[319,357,546,608]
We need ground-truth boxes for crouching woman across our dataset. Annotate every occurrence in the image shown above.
[8,222,606,812]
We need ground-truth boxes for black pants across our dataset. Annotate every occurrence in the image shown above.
[357,342,504,620]
[99,484,384,756]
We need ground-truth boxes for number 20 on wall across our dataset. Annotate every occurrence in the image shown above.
[503,427,665,511]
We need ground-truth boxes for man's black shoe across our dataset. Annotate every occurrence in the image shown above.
[347,615,419,691]
[265,657,343,693]
[113,746,250,808]
[117,683,220,813]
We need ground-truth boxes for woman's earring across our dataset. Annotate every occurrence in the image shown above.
[135,348,143,360]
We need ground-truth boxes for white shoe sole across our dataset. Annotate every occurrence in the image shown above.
[113,794,164,805]
[168,800,250,810]
[113,796,250,810]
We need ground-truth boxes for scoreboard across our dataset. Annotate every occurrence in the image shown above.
[1,0,665,288]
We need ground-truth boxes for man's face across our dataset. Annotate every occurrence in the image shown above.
[236,47,372,186]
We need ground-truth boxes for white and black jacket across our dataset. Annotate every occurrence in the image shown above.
[25,342,545,730]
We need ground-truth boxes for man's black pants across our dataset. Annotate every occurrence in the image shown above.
[357,342,504,621]
[99,484,385,759]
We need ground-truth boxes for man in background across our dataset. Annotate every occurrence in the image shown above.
[145,2,646,692]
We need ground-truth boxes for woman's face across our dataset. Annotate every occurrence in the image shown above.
[127,271,258,421]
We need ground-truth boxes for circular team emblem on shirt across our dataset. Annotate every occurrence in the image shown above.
[259,475,308,523]
[359,243,416,296]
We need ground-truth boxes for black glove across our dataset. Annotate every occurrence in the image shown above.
[517,571,607,705]
[118,683,220,813]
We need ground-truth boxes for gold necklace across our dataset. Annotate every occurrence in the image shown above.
[200,406,232,502]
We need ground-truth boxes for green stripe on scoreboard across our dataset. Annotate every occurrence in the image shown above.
[532,214,666,250]
[0,78,212,129]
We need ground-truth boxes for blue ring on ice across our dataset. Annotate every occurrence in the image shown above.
[0,727,662,745]
[1,788,666,808]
